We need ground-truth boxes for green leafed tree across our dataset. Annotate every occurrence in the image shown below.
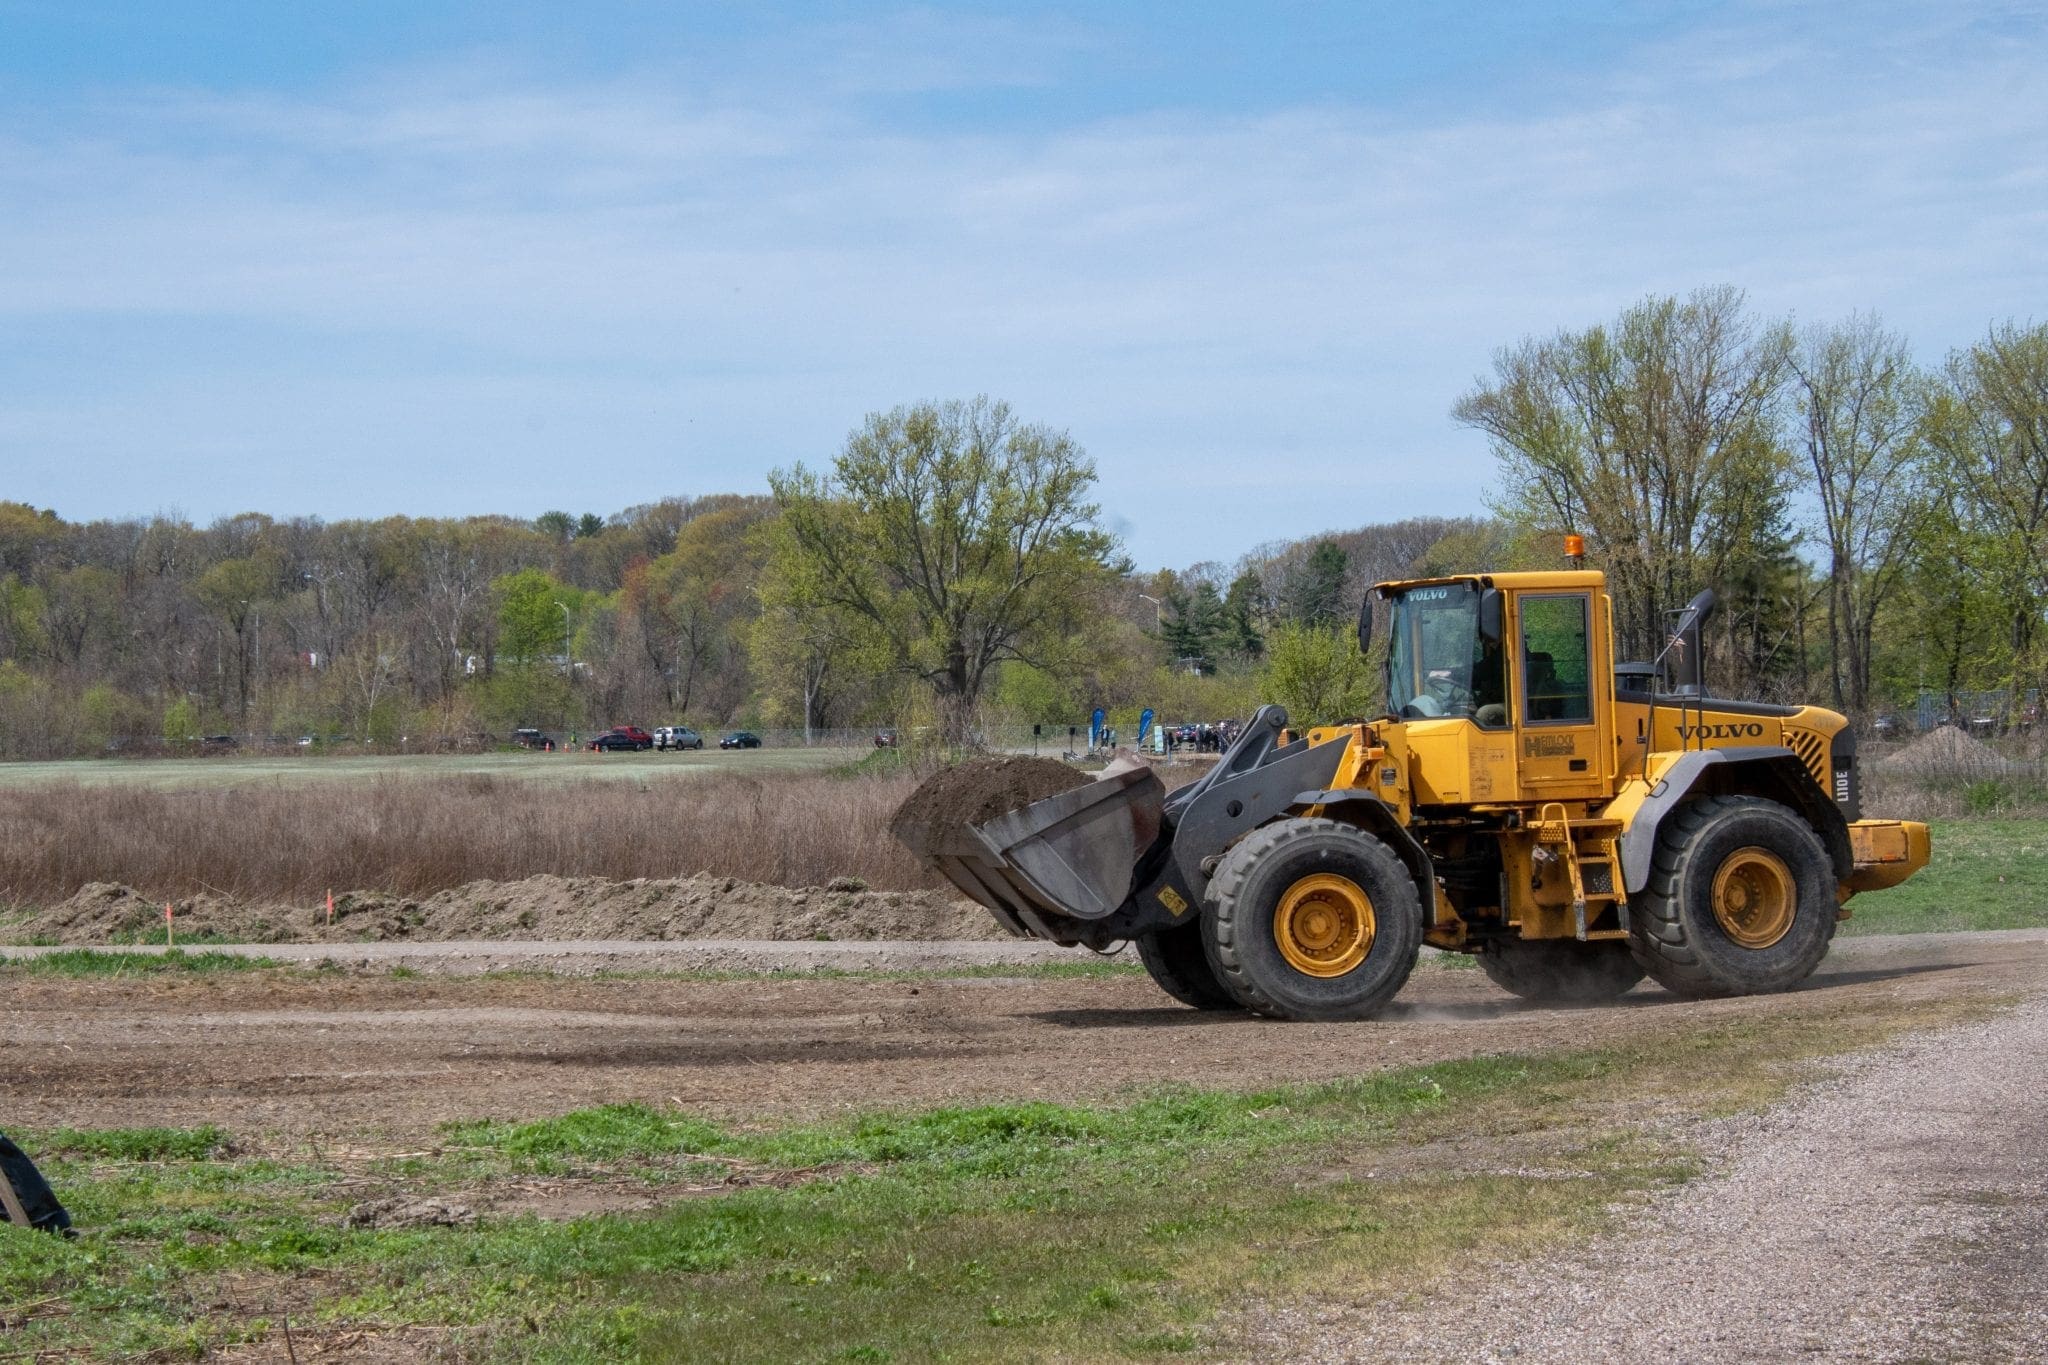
[494,567,577,665]
[1453,286,1795,662]
[1787,313,1929,714]
[770,397,1121,744]
[1261,620,1374,727]
[194,556,276,720]
[1929,321,2048,686]
[749,515,871,743]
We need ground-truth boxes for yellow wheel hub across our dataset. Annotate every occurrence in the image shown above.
[1711,846,1797,949]
[1273,873,1376,978]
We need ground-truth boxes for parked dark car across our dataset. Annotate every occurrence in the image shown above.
[511,727,559,751]
[874,729,898,748]
[588,726,654,751]
[199,735,238,753]
[720,731,763,750]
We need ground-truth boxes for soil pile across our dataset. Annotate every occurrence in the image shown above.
[1873,724,2014,777]
[18,874,1005,945]
[889,756,1090,851]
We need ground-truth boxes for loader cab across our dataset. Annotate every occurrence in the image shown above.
[1376,571,1617,806]
[1383,580,1508,725]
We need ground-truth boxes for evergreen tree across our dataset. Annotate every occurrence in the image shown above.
[1282,539,1349,627]
[1224,570,1264,658]
[1161,580,1227,672]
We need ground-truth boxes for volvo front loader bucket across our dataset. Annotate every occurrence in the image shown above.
[895,759,1166,942]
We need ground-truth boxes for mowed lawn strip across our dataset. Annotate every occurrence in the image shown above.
[0,990,2002,1362]
[1841,818,2048,936]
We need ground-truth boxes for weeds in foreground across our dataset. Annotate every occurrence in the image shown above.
[0,769,939,907]
[0,947,278,977]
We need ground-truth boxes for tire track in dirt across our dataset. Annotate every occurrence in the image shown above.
[3,933,2041,1143]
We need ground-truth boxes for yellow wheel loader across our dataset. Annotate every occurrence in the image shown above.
[896,562,1930,1020]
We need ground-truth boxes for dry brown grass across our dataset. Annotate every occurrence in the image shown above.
[0,771,942,906]
[0,759,1218,907]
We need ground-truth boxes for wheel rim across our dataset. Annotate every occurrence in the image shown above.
[1710,846,1797,949]
[1273,873,1376,977]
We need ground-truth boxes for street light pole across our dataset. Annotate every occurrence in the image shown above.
[555,601,574,737]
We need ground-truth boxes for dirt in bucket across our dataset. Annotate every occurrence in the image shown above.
[888,756,1091,846]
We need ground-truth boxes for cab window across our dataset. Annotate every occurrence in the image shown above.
[1519,594,1592,723]
[1385,583,1507,726]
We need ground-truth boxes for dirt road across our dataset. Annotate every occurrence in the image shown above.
[1250,988,2048,1363]
[5,931,2044,1143]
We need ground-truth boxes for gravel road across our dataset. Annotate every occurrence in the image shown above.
[1249,990,2048,1363]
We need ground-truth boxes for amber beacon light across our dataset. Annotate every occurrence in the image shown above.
[1563,533,1586,566]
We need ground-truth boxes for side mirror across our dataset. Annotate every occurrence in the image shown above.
[1478,588,1503,646]
[1356,596,1374,656]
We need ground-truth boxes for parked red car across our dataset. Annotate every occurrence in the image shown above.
[587,726,653,751]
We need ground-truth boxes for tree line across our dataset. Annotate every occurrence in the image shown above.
[1,290,2041,758]
[1457,288,2048,720]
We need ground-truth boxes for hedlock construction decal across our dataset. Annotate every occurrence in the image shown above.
[1676,722,1767,742]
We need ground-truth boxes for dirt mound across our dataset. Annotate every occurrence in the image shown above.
[1873,724,2015,776]
[889,756,1089,849]
[17,875,1005,946]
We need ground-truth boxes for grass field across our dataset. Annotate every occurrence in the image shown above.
[1841,818,2048,936]
[0,747,860,790]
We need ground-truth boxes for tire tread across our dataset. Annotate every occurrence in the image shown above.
[1205,817,1421,1020]
[1628,794,1836,998]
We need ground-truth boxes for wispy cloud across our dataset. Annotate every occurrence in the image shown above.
[1,2,2042,562]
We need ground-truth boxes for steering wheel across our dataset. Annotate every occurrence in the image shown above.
[1424,667,1475,715]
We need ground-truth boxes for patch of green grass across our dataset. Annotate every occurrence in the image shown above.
[29,1124,231,1161]
[0,947,278,976]
[830,745,916,778]
[1843,817,2048,935]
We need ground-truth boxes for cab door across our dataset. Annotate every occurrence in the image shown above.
[1511,590,1613,801]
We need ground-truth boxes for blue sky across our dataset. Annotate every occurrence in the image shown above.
[2,2,2043,568]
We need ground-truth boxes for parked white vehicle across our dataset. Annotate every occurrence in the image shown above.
[653,725,704,751]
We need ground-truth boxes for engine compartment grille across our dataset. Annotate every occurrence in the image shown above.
[1782,726,1829,790]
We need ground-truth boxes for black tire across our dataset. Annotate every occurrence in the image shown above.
[1629,795,1837,999]
[1202,818,1422,1021]
[1135,921,1240,1011]
[1477,939,1644,1004]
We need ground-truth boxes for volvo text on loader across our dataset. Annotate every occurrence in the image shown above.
[896,558,1930,1020]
